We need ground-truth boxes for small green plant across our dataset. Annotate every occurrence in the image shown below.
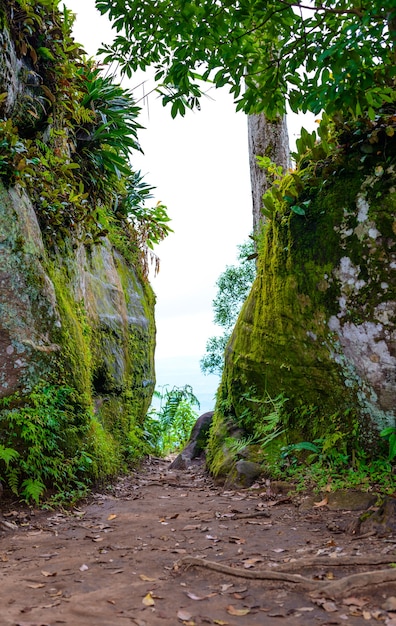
[0,384,94,504]
[144,385,200,456]
[274,431,395,494]
[224,434,257,456]
[380,426,396,461]
[238,389,286,439]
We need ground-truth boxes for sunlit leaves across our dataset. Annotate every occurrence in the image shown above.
[96,0,396,119]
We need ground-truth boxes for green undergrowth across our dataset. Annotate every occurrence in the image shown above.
[143,385,200,456]
[272,446,395,496]
[208,385,395,493]
[0,384,117,505]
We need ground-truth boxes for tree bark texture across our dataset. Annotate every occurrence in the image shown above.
[248,114,291,233]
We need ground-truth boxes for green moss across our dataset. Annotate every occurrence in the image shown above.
[48,263,92,409]
[85,416,121,478]
[207,130,395,478]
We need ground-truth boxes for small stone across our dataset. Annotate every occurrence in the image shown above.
[235,460,263,486]
[383,597,396,612]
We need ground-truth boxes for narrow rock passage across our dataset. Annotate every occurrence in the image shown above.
[1,458,395,626]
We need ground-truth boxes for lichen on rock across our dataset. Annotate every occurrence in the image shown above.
[207,122,395,477]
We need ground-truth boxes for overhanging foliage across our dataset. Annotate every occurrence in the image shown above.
[96,0,395,119]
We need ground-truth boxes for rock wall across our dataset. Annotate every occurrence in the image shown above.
[208,125,395,475]
[0,1,156,494]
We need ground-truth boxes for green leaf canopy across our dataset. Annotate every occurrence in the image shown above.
[95,0,396,118]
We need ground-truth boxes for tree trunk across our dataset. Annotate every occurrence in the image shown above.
[248,114,291,233]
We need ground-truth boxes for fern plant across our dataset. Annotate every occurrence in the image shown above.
[0,384,93,503]
[144,385,200,456]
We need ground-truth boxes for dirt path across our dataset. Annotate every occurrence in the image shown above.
[1,458,396,626]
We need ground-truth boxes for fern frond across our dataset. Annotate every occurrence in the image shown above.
[0,444,19,466]
[21,478,45,505]
[6,467,20,495]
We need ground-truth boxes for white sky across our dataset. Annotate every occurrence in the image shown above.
[64,0,314,409]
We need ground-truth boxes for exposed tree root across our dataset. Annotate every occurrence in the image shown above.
[176,556,323,591]
[176,556,396,597]
[312,568,396,598]
[351,530,377,540]
[274,555,396,571]
[229,510,271,520]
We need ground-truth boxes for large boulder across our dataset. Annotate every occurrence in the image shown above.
[208,126,395,476]
[170,411,214,469]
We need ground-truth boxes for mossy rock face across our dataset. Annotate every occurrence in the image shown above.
[0,185,60,397]
[0,4,157,498]
[207,147,395,475]
[0,182,156,478]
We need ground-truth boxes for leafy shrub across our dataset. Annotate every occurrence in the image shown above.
[144,385,200,456]
[0,384,93,503]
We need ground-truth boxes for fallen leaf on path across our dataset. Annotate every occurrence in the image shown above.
[40,601,61,609]
[362,611,372,620]
[79,564,89,572]
[142,592,155,606]
[272,548,286,553]
[177,609,193,621]
[41,570,57,577]
[313,497,328,508]
[322,601,338,612]
[27,583,45,589]
[265,497,291,506]
[107,514,117,521]
[228,536,245,544]
[220,584,233,592]
[139,574,156,582]
[1,520,18,530]
[213,621,229,625]
[268,610,287,617]
[182,524,201,531]
[343,596,368,608]
[186,592,205,601]
[233,593,246,600]
[186,591,217,601]
[243,557,263,568]
[226,605,250,616]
